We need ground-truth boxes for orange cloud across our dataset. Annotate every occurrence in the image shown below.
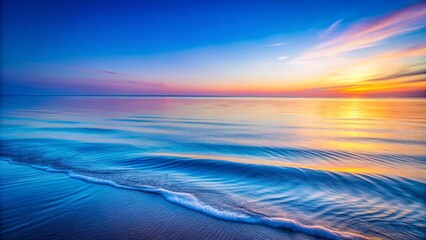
[303,45,426,96]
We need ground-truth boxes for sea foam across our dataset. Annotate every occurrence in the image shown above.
[1,157,367,240]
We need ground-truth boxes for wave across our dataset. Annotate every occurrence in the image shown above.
[115,154,426,203]
[1,139,423,201]
[0,157,367,240]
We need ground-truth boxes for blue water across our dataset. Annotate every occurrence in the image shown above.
[1,96,425,239]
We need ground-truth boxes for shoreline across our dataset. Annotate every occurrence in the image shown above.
[0,160,320,240]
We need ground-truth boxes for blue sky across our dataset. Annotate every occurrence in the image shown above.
[1,0,425,96]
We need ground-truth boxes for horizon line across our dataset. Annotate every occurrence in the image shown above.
[1,94,425,99]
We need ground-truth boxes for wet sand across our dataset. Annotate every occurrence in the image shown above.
[0,161,318,240]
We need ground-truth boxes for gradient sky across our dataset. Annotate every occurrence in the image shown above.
[1,0,425,97]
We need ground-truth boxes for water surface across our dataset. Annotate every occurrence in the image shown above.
[1,96,425,239]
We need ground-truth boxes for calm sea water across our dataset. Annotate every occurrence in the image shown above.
[1,96,425,239]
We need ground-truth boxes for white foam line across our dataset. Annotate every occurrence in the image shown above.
[1,157,368,240]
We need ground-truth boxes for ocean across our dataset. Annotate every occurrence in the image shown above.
[1,96,425,239]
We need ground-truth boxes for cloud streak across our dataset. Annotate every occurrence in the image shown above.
[304,44,426,96]
[7,62,167,93]
[32,63,127,76]
[300,2,426,59]
[319,19,342,40]
[363,69,426,82]
[317,45,426,82]
[269,42,287,47]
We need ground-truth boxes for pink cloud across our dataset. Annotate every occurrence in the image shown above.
[300,2,426,59]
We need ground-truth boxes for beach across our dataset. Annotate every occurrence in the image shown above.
[0,161,318,240]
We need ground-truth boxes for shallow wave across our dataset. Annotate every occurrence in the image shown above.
[117,154,423,195]
[0,157,367,240]
[176,142,425,165]
[2,138,422,200]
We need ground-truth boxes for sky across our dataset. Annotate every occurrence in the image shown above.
[1,0,425,97]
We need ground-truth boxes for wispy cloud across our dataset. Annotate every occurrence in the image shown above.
[29,62,126,76]
[399,78,426,85]
[300,2,426,59]
[358,45,426,64]
[84,68,125,75]
[306,45,426,95]
[319,19,343,40]
[363,68,426,82]
[18,62,167,90]
[269,42,287,47]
